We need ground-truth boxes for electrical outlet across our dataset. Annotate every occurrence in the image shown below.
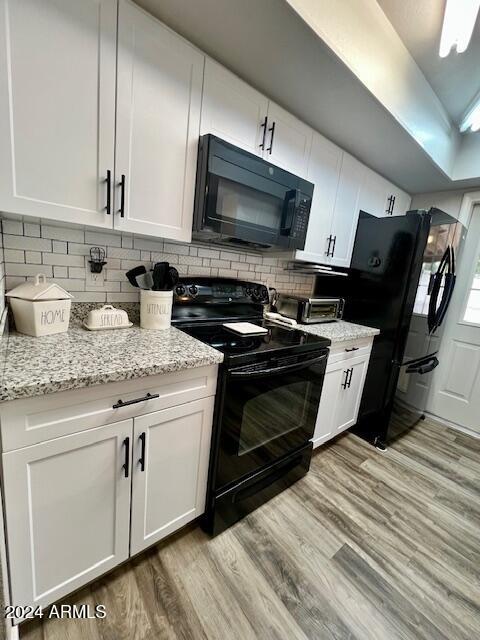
[86,269,105,287]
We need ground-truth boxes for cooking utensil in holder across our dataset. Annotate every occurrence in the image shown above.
[140,289,173,329]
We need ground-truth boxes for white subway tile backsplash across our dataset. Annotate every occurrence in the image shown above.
[42,253,85,267]
[24,223,41,237]
[4,249,24,263]
[4,235,52,252]
[85,230,121,247]
[2,220,23,235]
[107,292,139,303]
[6,263,53,277]
[6,276,27,289]
[53,266,68,278]
[25,251,41,264]
[42,225,85,243]
[68,267,86,279]
[1,220,314,303]
[107,246,141,261]
[164,242,189,256]
[52,240,68,254]
[198,248,219,259]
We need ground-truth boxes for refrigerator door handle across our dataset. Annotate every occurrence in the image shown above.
[427,246,451,334]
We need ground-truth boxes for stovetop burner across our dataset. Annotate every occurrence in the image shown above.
[172,277,331,362]
[179,319,330,360]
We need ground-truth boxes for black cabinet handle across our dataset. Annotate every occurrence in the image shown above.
[105,170,112,215]
[139,432,146,472]
[119,174,126,217]
[326,235,333,257]
[113,392,159,409]
[342,370,349,389]
[386,194,396,215]
[259,116,268,150]
[267,121,276,154]
[122,437,130,478]
[331,235,336,257]
[345,347,359,352]
[347,368,354,388]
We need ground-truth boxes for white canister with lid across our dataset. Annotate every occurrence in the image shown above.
[83,305,132,330]
[6,274,73,337]
[140,290,173,330]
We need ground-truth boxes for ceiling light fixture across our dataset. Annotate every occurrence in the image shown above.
[439,0,480,57]
[460,91,480,133]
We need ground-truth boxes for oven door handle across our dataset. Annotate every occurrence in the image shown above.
[229,353,328,378]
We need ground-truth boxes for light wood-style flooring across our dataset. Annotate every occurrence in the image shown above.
[21,420,480,639]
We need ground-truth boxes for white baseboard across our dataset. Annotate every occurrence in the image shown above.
[424,411,480,439]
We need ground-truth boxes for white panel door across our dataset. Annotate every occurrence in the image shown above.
[2,419,132,615]
[335,356,369,433]
[201,59,268,155]
[312,365,343,448]
[328,152,365,268]
[130,397,214,555]
[264,101,313,178]
[295,132,342,264]
[0,0,116,227]
[428,207,480,433]
[115,0,204,240]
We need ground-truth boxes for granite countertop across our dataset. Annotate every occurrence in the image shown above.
[0,322,224,403]
[299,319,380,343]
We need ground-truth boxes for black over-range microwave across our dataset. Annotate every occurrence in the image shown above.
[193,135,314,250]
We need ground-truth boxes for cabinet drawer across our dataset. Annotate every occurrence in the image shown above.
[0,365,218,452]
[327,337,374,365]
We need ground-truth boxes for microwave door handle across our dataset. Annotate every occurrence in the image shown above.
[229,353,328,379]
[281,189,299,234]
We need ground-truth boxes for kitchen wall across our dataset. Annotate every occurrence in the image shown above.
[0,221,5,321]
[1,218,314,302]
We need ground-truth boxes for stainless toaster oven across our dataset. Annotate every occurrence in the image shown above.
[276,295,344,324]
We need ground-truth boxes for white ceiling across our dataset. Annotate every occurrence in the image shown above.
[135,0,480,194]
[377,0,480,124]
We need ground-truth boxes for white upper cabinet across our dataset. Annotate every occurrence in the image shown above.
[295,132,343,264]
[115,0,204,241]
[264,101,313,178]
[296,144,364,269]
[201,59,269,156]
[328,153,364,268]
[359,167,411,217]
[0,0,117,228]
[200,61,312,177]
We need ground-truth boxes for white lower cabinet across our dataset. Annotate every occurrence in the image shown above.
[130,398,214,555]
[0,367,217,621]
[312,343,372,448]
[2,419,133,612]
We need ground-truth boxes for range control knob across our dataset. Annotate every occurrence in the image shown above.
[175,284,186,296]
[189,285,199,297]
[252,285,268,302]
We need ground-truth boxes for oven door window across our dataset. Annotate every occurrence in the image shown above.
[238,380,312,455]
[216,359,325,489]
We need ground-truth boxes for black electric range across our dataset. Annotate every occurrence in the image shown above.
[172,277,330,535]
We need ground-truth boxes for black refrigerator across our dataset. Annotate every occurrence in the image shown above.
[314,208,464,449]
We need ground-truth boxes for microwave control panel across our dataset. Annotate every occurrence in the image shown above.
[292,197,310,240]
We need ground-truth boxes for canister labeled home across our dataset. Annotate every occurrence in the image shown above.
[6,274,73,337]
[140,290,173,329]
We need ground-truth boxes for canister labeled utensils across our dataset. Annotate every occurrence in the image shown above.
[140,290,173,330]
